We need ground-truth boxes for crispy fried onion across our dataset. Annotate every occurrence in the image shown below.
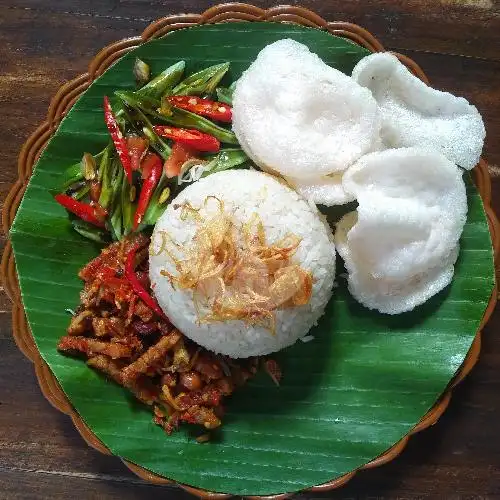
[157,197,313,333]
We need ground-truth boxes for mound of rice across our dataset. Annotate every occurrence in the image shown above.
[149,170,336,358]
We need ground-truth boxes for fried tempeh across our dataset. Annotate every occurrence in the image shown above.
[121,329,182,382]
[87,355,159,405]
[58,336,132,359]
[193,352,223,381]
[134,300,154,322]
[92,316,127,337]
[125,377,161,406]
[87,354,124,381]
[179,405,221,429]
[67,310,93,335]
[175,384,222,410]
[60,235,265,435]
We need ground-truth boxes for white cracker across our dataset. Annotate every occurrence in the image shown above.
[336,212,459,314]
[352,52,485,170]
[232,39,380,178]
[336,148,467,314]
[285,173,355,206]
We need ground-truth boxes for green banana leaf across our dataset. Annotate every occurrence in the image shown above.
[10,22,495,496]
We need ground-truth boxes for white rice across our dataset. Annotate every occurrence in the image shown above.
[149,170,336,358]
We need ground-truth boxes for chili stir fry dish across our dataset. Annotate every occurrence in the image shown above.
[57,234,279,435]
[56,59,246,244]
[55,39,486,441]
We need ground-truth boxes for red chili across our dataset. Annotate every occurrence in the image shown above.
[92,201,108,221]
[264,359,282,386]
[54,194,106,228]
[89,181,101,203]
[133,153,162,230]
[127,135,148,171]
[153,125,220,153]
[163,142,197,179]
[167,96,232,123]
[125,244,166,319]
[103,96,133,184]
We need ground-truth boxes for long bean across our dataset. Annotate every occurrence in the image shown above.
[72,219,110,244]
[136,60,185,99]
[201,149,249,177]
[171,62,229,96]
[72,184,90,201]
[215,87,233,105]
[121,171,136,236]
[61,163,84,191]
[61,147,107,192]
[56,60,245,242]
[97,144,114,209]
[115,92,172,160]
[108,165,124,240]
[109,203,123,241]
[115,90,238,144]
[141,172,170,228]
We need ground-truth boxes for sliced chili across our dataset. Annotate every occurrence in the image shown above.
[167,96,232,123]
[54,194,106,228]
[103,96,133,183]
[163,142,197,178]
[153,126,220,153]
[89,181,102,203]
[125,244,166,319]
[264,359,282,386]
[133,153,162,230]
[127,135,149,172]
[91,201,108,220]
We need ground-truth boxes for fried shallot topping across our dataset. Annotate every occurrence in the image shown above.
[156,197,313,333]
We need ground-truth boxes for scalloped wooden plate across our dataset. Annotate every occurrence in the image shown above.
[2,4,499,499]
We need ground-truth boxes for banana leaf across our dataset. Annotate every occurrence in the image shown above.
[9,22,495,496]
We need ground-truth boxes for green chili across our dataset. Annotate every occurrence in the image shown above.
[121,170,136,236]
[137,60,185,99]
[201,148,249,177]
[172,62,230,96]
[72,219,110,244]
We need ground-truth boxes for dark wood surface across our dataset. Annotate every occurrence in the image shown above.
[1,1,500,498]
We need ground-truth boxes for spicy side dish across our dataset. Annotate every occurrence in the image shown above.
[55,39,485,437]
[58,234,276,435]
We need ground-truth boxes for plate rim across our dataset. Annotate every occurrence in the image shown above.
[2,4,499,499]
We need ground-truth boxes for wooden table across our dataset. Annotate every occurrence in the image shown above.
[1,1,500,498]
